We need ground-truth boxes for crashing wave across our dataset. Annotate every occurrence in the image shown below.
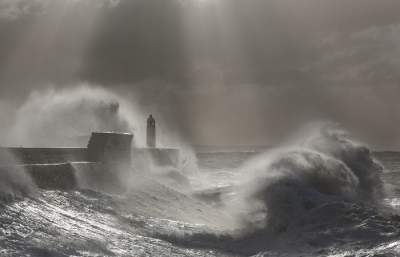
[227,123,384,233]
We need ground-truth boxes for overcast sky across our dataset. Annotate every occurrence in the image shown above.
[1,0,400,148]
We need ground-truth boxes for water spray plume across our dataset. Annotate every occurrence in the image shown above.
[226,123,383,232]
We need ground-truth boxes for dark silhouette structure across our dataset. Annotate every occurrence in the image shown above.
[147,114,156,148]
[0,129,179,190]
[87,132,133,165]
[0,132,134,190]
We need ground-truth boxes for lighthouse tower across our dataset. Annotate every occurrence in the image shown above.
[146,114,156,148]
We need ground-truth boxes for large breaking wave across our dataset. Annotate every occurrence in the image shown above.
[1,101,399,257]
[152,123,398,257]
[228,123,384,233]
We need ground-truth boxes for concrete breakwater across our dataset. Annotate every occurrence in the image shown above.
[0,132,179,190]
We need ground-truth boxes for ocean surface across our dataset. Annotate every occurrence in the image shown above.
[2,130,400,257]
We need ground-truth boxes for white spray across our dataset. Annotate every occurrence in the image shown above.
[6,85,146,147]
[224,123,384,232]
[0,150,37,200]
[2,84,200,191]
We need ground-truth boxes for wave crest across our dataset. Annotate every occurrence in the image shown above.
[230,123,384,232]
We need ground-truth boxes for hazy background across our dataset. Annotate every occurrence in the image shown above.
[1,0,400,149]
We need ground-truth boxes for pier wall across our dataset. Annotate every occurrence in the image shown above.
[0,147,87,165]
[0,132,179,190]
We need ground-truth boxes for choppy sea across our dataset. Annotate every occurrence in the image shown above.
[2,133,400,257]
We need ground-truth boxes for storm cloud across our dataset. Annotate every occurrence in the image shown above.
[1,0,400,148]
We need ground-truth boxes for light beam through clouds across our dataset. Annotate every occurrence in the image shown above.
[0,0,114,94]
[1,0,400,148]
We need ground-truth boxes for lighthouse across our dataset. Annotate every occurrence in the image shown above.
[147,114,156,148]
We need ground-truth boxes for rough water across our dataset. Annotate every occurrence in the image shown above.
[2,126,400,256]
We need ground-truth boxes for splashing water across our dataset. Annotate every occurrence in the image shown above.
[1,108,399,257]
[5,85,145,147]
[224,123,384,233]
[0,150,37,201]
